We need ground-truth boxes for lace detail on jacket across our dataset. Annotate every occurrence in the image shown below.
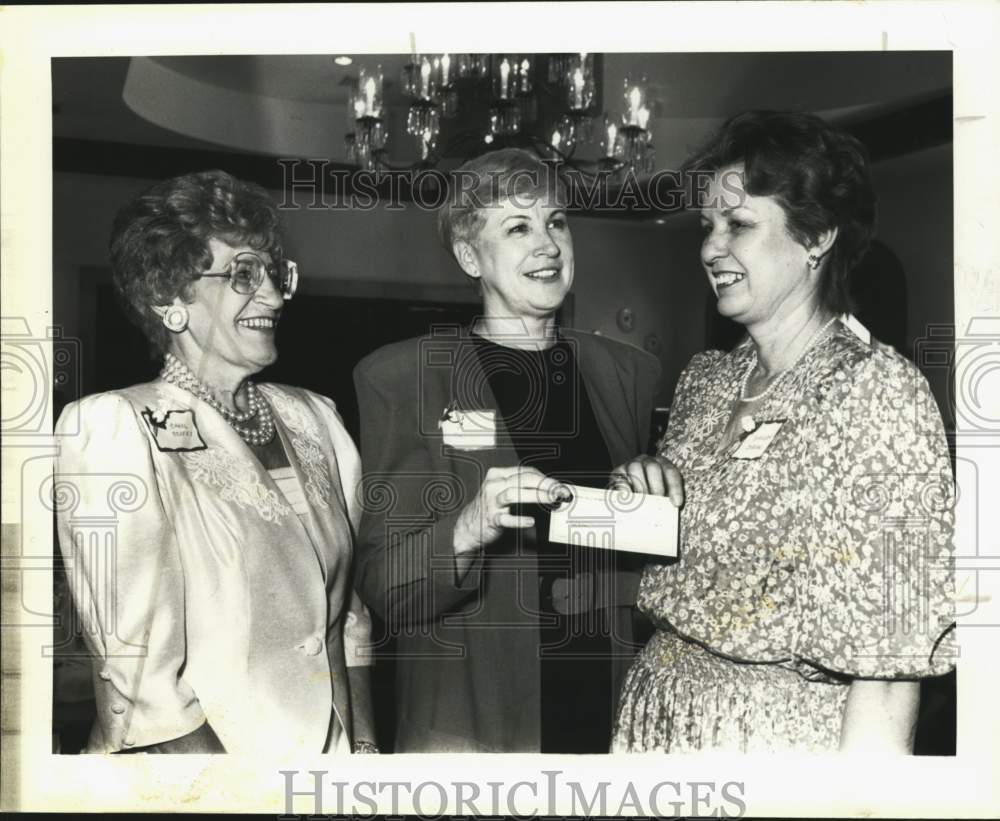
[260,385,332,510]
[183,448,290,523]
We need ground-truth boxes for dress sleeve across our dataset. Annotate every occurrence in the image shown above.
[352,359,484,627]
[54,393,205,751]
[791,353,957,678]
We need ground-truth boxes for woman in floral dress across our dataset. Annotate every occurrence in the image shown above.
[610,111,956,753]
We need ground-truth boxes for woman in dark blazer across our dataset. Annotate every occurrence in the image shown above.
[353,148,680,753]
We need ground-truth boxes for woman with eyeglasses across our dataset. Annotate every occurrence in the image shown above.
[54,170,377,755]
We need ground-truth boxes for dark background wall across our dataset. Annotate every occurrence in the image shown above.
[54,139,955,423]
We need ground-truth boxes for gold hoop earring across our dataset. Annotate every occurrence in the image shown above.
[162,305,189,333]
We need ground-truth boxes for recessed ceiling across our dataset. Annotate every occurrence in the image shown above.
[53,52,950,169]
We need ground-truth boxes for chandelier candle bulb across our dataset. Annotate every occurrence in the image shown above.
[626,85,643,125]
[364,77,375,115]
[357,65,384,120]
[420,58,431,99]
[499,58,510,100]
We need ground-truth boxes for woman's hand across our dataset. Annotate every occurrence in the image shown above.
[839,679,920,754]
[610,455,685,507]
[452,467,572,556]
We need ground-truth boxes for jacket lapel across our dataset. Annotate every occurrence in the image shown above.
[450,338,516,457]
[157,381,329,582]
[421,334,517,476]
[270,408,332,585]
[562,329,637,465]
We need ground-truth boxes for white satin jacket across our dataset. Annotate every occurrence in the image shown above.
[54,380,371,754]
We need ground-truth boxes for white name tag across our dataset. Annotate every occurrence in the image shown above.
[548,484,679,557]
[732,420,785,460]
[141,406,207,452]
[439,409,497,450]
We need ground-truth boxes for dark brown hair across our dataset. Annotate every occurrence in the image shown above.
[684,110,876,314]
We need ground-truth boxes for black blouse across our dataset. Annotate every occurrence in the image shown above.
[471,332,616,753]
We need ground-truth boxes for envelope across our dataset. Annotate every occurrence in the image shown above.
[547,484,679,557]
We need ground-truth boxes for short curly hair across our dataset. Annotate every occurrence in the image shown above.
[109,169,285,356]
[683,110,876,315]
[437,148,568,257]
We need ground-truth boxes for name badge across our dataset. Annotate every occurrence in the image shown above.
[141,407,208,452]
[439,407,497,451]
[732,419,785,460]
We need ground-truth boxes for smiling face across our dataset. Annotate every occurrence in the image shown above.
[169,236,284,384]
[457,196,574,320]
[699,165,822,330]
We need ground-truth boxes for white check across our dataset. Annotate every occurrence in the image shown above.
[547,484,679,557]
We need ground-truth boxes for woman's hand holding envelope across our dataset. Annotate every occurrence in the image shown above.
[610,455,685,508]
[452,467,573,557]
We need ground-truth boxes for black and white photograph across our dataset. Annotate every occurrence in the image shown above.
[1,3,998,817]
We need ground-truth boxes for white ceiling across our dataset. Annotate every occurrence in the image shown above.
[53,52,951,170]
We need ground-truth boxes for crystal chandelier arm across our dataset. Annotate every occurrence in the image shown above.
[533,133,578,164]
[528,134,627,181]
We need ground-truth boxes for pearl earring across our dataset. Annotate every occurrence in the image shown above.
[162,305,189,333]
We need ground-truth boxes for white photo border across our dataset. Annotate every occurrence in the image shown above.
[2,2,998,817]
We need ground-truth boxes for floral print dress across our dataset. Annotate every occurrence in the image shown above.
[612,323,956,753]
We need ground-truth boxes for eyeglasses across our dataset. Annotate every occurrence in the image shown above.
[196,252,298,300]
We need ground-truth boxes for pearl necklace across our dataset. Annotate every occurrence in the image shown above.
[739,315,839,404]
[160,353,276,447]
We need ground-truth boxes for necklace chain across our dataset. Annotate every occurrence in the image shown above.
[739,316,838,403]
[160,352,276,446]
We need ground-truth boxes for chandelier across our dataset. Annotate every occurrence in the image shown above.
[344,53,655,177]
